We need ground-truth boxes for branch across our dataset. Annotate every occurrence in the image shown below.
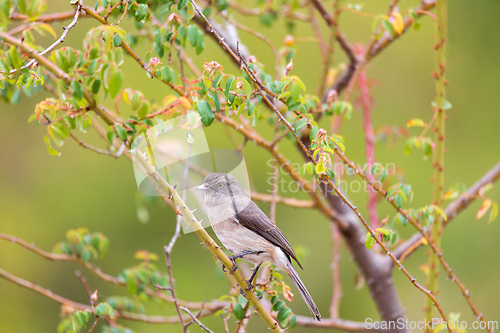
[0,267,215,324]
[4,0,83,75]
[425,0,447,328]
[394,160,500,260]
[180,306,215,333]
[0,233,223,311]
[295,315,378,332]
[80,4,184,96]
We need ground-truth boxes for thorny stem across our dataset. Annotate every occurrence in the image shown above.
[425,0,448,329]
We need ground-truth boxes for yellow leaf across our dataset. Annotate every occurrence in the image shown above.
[315,161,326,175]
[476,199,492,220]
[39,23,57,39]
[391,12,404,35]
[406,118,426,128]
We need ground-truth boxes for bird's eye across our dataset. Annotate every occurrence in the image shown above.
[217,182,225,190]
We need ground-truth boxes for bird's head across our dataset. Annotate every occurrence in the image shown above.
[195,173,249,208]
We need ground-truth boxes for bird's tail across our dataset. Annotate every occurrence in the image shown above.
[287,261,321,321]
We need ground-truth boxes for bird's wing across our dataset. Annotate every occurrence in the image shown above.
[235,201,303,269]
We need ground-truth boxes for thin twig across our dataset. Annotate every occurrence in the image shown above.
[4,0,83,75]
[359,68,378,227]
[162,143,192,332]
[180,306,215,333]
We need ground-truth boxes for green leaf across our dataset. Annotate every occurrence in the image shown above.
[208,91,220,113]
[277,307,292,322]
[365,232,375,249]
[291,83,300,103]
[135,4,148,22]
[188,25,198,47]
[177,0,188,10]
[394,194,403,209]
[115,124,127,140]
[382,19,396,38]
[441,100,452,111]
[247,100,255,116]
[160,66,173,84]
[113,33,122,47]
[197,100,214,127]
[108,71,123,98]
[294,118,308,132]
[289,314,297,329]
[391,232,398,245]
[272,300,285,312]
[225,77,235,101]
[211,74,223,89]
[44,136,60,156]
[71,81,83,100]
[91,79,101,94]
[195,35,205,55]
[232,303,245,320]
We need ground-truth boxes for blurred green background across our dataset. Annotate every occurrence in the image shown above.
[1,1,499,332]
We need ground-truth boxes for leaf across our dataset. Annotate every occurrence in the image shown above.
[315,161,326,175]
[391,12,404,35]
[113,33,122,47]
[294,118,308,132]
[108,71,123,98]
[407,118,426,128]
[44,136,60,156]
[232,303,245,320]
[382,19,396,38]
[477,199,492,220]
[441,100,452,111]
[211,74,224,89]
[272,300,285,312]
[277,307,292,322]
[70,81,83,100]
[188,25,198,47]
[197,100,214,127]
[135,4,148,22]
[115,124,127,140]
[208,91,220,113]
[291,83,300,102]
[489,202,498,223]
[225,77,235,101]
[365,232,375,249]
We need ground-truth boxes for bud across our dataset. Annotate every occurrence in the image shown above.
[148,57,161,68]
[285,58,293,75]
[326,89,338,104]
[316,128,328,142]
[167,13,182,25]
[247,55,257,63]
[284,34,294,47]
[90,290,98,305]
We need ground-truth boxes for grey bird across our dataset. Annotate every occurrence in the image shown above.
[195,173,321,320]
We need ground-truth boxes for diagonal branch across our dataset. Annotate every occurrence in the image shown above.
[394,160,500,259]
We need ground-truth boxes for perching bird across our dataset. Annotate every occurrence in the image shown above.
[195,173,321,320]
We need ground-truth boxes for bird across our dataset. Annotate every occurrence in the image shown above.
[195,173,321,320]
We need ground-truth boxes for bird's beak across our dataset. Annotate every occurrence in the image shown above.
[195,184,208,191]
